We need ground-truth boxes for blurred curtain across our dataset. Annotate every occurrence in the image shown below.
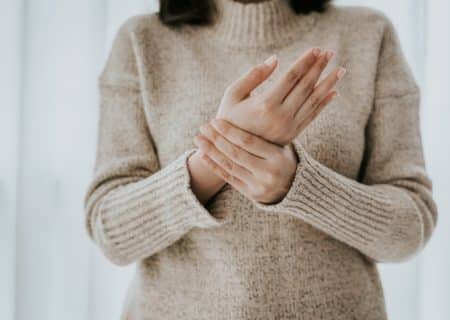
[0,1,448,319]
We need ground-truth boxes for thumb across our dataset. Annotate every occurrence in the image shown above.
[225,55,278,103]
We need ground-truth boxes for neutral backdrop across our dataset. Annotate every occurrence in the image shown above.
[1,0,449,319]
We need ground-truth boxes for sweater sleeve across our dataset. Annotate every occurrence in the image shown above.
[252,14,438,263]
[83,17,225,266]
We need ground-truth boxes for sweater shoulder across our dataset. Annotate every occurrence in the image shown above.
[99,12,167,85]
[116,11,166,39]
[325,4,394,33]
[114,11,188,56]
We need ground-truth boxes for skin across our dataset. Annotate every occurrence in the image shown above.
[188,48,345,204]
[187,47,346,205]
[194,119,299,204]
[216,49,342,146]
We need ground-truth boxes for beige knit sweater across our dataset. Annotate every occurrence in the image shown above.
[83,0,438,319]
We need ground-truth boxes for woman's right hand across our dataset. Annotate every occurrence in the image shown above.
[216,47,346,146]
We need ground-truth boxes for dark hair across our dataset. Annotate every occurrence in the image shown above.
[158,0,332,26]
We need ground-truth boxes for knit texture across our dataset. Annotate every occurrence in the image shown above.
[83,0,438,319]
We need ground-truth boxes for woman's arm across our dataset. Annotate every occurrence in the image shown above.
[198,114,437,263]
[195,14,438,263]
[84,18,225,266]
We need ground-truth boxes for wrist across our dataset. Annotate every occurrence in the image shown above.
[282,142,299,167]
[188,150,227,189]
[276,142,299,201]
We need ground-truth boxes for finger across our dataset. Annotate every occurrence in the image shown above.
[197,151,249,194]
[296,90,338,133]
[199,122,265,173]
[193,133,254,182]
[294,66,345,119]
[282,50,334,113]
[211,119,281,159]
[263,47,321,103]
[225,55,278,103]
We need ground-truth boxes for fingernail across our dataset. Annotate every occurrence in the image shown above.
[312,47,321,57]
[326,50,335,61]
[336,67,346,79]
[264,54,277,66]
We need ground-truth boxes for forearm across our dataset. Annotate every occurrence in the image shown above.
[187,150,226,204]
[85,150,226,266]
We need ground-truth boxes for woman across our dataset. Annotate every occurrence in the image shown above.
[84,0,438,319]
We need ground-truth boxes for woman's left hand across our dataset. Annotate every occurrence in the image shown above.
[193,118,298,204]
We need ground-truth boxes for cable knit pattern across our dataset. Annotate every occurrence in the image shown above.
[83,0,438,319]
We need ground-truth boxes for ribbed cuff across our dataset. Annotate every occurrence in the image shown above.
[96,149,225,263]
[179,149,227,228]
[251,140,396,249]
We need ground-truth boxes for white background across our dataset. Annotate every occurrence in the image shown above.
[1,0,449,319]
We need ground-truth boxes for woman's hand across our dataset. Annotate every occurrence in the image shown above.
[216,47,346,146]
[193,119,298,204]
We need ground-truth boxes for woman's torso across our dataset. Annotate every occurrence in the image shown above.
[121,4,389,319]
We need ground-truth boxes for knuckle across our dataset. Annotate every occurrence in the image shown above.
[271,150,284,163]
[271,124,285,140]
[209,129,220,142]
[202,140,212,152]
[312,106,322,117]
[267,129,284,146]
[206,157,217,169]
[272,117,291,140]
[247,157,257,167]
[259,184,270,197]
[309,94,321,107]
[280,99,294,111]
[308,108,321,121]
[286,69,301,83]
[227,175,237,186]
[216,119,229,134]
[264,173,276,186]
[252,185,266,198]
[305,78,316,93]
[242,133,254,146]
[260,97,275,110]
[230,145,240,159]
[221,168,231,180]
[249,66,265,83]
[280,111,293,123]
[297,79,313,96]
[223,158,234,171]
[269,125,281,137]
[265,170,279,185]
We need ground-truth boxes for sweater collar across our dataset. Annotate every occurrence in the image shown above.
[205,0,320,49]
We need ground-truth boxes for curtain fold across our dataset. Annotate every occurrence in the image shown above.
[0,1,448,319]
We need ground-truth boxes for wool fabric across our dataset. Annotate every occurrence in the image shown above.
[83,0,438,319]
